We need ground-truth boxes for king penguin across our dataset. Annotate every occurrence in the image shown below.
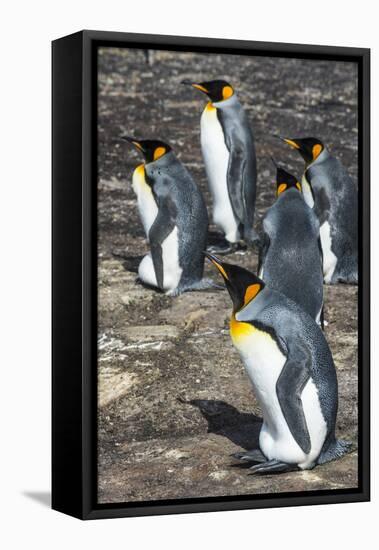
[278,136,358,284]
[122,137,210,295]
[206,254,351,473]
[259,161,324,326]
[182,79,257,253]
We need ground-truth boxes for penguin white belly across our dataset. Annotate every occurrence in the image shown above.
[161,226,183,293]
[200,105,240,243]
[138,254,157,287]
[299,379,328,469]
[132,164,158,239]
[301,173,314,208]
[137,227,182,293]
[320,221,338,283]
[316,305,323,326]
[231,320,326,469]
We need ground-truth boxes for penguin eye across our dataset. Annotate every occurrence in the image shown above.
[277,183,287,196]
[312,144,322,160]
[244,284,261,305]
[296,182,302,191]
[222,85,234,100]
[153,146,166,161]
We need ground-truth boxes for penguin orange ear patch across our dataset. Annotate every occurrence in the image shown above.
[312,144,322,160]
[244,283,261,305]
[153,146,166,161]
[277,183,287,196]
[222,85,234,100]
[296,182,302,191]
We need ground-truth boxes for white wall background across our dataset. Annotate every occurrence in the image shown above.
[0,1,376,548]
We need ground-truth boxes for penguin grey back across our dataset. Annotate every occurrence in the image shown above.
[145,151,209,288]
[216,95,257,242]
[260,188,323,322]
[306,150,358,283]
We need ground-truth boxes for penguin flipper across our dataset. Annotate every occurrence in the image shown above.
[257,231,270,276]
[148,196,177,291]
[276,344,312,455]
[226,142,255,236]
[306,168,331,225]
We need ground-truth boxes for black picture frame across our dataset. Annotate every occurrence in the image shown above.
[52,30,370,520]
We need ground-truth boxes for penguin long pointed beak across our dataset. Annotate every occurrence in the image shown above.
[204,251,220,262]
[204,252,229,281]
[273,135,300,150]
[120,136,145,152]
[181,79,209,94]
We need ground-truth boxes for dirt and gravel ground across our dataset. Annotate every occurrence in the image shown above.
[97,47,358,504]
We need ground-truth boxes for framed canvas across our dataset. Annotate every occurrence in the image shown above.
[52,30,370,520]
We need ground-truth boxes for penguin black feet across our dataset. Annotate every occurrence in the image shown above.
[248,459,299,475]
[207,241,247,256]
[232,449,266,463]
[232,449,299,475]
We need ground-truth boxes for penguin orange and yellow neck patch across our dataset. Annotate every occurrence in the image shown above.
[205,101,216,113]
[134,163,145,176]
[132,163,156,204]
[230,314,256,344]
[133,164,149,189]
[230,314,276,352]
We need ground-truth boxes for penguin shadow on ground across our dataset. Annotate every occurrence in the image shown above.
[179,398,262,467]
[112,250,143,274]
[112,251,168,293]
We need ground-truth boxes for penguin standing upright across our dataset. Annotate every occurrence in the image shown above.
[278,136,358,284]
[182,79,257,253]
[259,162,324,325]
[207,255,351,473]
[122,137,210,295]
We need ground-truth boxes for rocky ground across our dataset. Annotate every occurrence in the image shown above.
[97,47,358,504]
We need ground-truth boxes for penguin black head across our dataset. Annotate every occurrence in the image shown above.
[271,159,302,196]
[182,79,234,103]
[277,136,325,164]
[205,253,265,313]
[121,137,171,164]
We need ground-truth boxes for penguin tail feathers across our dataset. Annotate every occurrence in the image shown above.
[243,227,261,248]
[188,278,224,291]
[333,256,358,285]
[317,438,353,465]
[168,278,224,296]
[337,271,358,285]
